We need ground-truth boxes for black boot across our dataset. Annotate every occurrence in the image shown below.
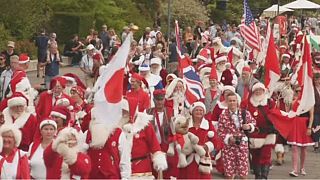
[253,165,261,179]
[261,165,270,180]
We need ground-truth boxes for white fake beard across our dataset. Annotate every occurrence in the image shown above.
[10,109,25,119]
[150,68,160,76]
[216,64,226,72]
[172,91,185,106]
[250,93,267,107]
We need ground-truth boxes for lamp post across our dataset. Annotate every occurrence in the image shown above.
[166,0,172,68]
[277,0,280,16]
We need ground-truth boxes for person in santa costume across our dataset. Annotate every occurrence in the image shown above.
[2,92,37,151]
[122,97,168,178]
[281,53,293,76]
[247,83,277,179]
[43,127,91,179]
[204,64,222,121]
[165,73,177,89]
[69,86,93,132]
[236,66,259,108]
[215,53,238,87]
[312,52,320,73]
[287,86,315,177]
[62,73,87,96]
[139,64,163,106]
[86,101,131,179]
[217,92,256,179]
[0,125,30,179]
[211,37,227,55]
[146,89,179,178]
[126,73,150,112]
[178,101,223,179]
[36,76,73,121]
[18,54,30,71]
[50,105,72,131]
[195,48,212,72]
[199,66,212,90]
[150,57,168,87]
[165,77,187,119]
[28,119,57,179]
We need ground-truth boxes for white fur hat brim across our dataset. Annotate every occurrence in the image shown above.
[50,111,67,120]
[215,56,227,64]
[150,57,162,65]
[40,119,57,130]
[0,124,22,147]
[252,82,266,92]
[8,97,27,107]
[190,101,206,114]
[222,85,236,93]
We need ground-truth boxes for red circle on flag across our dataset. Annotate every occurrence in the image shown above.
[104,68,124,103]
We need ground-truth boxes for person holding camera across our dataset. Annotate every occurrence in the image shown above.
[247,83,277,179]
[80,44,95,88]
[217,92,256,179]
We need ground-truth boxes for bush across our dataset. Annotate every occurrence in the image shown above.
[0,23,13,52]
[15,40,37,59]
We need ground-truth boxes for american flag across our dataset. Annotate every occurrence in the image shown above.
[240,0,261,51]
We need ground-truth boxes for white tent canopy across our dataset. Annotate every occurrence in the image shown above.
[283,0,320,9]
[262,4,294,18]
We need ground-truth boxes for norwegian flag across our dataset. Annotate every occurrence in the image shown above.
[178,55,205,106]
[240,0,261,51]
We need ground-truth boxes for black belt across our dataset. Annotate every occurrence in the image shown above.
[131,155,148,162]
[199,161,211,167]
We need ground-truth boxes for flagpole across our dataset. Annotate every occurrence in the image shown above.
[166,0,172,69]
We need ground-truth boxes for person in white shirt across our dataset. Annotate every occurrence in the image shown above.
[80,44,95,88]
[28,120,57,179]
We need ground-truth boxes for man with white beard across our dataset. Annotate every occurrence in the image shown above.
[164,78,186,119]
[149,57,168,86]
[2,92,37,151]
[247,83,277,179]
[215,54,238,87]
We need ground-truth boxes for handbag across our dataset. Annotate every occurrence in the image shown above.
[198,152,212,174]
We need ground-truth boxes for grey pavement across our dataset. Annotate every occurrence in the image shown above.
[27,66,320,179]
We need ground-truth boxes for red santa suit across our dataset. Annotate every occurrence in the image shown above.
[165,78,187,119]
[178,102,223,179]
[217,107,256,177]
[3,94,37,151]
[123,97,167,178]
[0,148,30,179]
[43,127,91,179]
[36,77,72,121]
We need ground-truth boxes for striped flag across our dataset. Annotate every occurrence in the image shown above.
[178,55,205,106]
[240,0,261,51]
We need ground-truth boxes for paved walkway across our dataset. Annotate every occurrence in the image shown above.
[27,66,320,179]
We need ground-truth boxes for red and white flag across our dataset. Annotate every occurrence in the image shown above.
[264,22,281,95]
[93,33,132,124]
[289,35,315,117]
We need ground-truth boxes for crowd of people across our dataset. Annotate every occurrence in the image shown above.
[0,13,319,179]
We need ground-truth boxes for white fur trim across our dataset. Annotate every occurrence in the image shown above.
[199,119,209,130]
[123,112,153,134]
[75,111,87,120]
[55,98,70,106]
[205,141,214,153]
[248,123,255,133]
[138,65,150,71]
[0,124,22,147]
[165,78,186,99]
[190,101,206,114]
[215,56,227,64]
[39,120,57,130]
[50,111,67,120]
[250,95,268,107]
[0,136,3,153]
[275,144,284,153]
[199,67,211,81]
[8,97,27,107]
[150,57,162,65]
[281,54,290,59]
[3,107,30,129]
[252,82,266,92]
[15,78,31,93]
[152,151,168,171]
[207,131,215,138]
[224,134,232,145]
[222,85,235,93]
[212,37,221,43]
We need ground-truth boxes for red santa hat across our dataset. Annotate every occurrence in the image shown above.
[189,101,206,114]
[0,124,22,147]
[131,73,144,82]
[18,53,30,64]
[7,92,28,108]
[63,73,86,90]
[50,106,71,126]
[197,48,212,64]
[165,78,187,99]
[209,63,218,80]
[252,82,266,92]
[208,47,216,61]
[281,53,291,60]
[215,53,227,64]
[153,89,166,100]
[220,69,233,86]
[166,73,177,84]
[242,66,252,73]
[222,85,236,94]
[39,119,58,130]
[71,86,85,99]
[50,77,67,90]
[199,67,211,81]
[9,70,28,94]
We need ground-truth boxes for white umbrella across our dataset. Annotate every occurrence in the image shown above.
[262,4,294,18]
[283,0,320,9]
